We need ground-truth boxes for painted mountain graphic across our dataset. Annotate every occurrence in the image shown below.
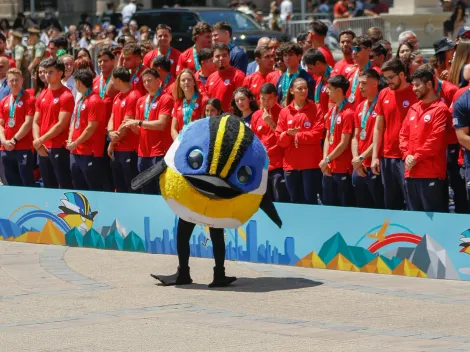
[0,219,25,239]
[99,219,128,238]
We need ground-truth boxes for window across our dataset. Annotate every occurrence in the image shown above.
[198,11,262,31]
[24,0,58,12]
[132,12,198,33]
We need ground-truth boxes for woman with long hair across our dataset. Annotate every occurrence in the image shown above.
[396,42,413,61]
[171,69,208,140]
[231,87,259,127]
[275,77,324,204]
[26,63,47,97]
[204,98,223,117]
[448,39,470,86]
[74,47,96,74]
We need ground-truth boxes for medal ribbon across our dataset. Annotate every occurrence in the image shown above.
[99,74,111,99]
[281,69,300,105]
[437,79,442,95]
[193,45,201,71]
[9,88,24,122]
[75,89,92,129]
[183,92,199,125]
[349,61,371,101]
[228,41,235,51]
[130,63,143,83]
[144,94,159,121]
[314,66,332,103]
[360,95,378,130]
[155,74,171,98]
[329,99,347,137]
[158,46,172,59]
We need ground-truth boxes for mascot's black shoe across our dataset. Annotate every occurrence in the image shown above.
[150,266,193,286]
[208,266,237,288]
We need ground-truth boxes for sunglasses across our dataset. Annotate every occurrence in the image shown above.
[352,46,363,53]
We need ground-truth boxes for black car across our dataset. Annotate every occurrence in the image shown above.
[132,7,290,59]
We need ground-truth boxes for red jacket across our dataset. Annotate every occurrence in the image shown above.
[275,100,323,170]
[439,80,458,144]
[399,99,448,179]
[251,104,283,171]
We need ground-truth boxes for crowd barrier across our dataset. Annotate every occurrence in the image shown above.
[332,16,392,42]
[0,185,469,281]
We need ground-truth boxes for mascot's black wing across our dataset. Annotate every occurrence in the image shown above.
[131,159,167,190]
[259,192,282,228]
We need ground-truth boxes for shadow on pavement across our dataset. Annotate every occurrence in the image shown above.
[170,277,324,293]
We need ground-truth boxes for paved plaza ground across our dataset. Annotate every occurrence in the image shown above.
[1,241,470,351]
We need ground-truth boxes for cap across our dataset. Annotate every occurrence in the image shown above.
[457,26,470,38]
[27,26,40,34]
[433,37,455,54]
[11,31,23,39]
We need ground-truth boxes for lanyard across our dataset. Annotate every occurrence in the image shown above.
[329,99,347,136]
[155,74,171,98]
[360,95,378,130]
[158,46,171,59]
[75,89,92,129]
[193,45,201,71]
[437,79,442,95]
[99,74,111,99]
[228,41,234,51]
[314,66,332,103]
[281,69,300,105]
[183,92,199,125]
[144,94,159,121]
[9,89,24,120]
[349,61,371,100]
[130,63,143,83]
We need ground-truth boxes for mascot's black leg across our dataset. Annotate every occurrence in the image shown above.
[150,218,194,286]
[208,228,237,288]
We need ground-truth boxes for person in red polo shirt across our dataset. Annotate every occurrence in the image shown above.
[121,43,147,96]
[107,66,143,193]
[243,46,274,102]
[194,48,216,93]
[206,43,245,112]
[372,58,417,210]
[122,68,174,194]
[302,48,334,120]
[151,56,175,97]
[399,67,449,212]
[251,83,288,202]
[0,69,35,186]
[320,75,355,206]
[143,24,181,76]
[67,69,106,191]
[176,22,213,75]
[333,30,355,76]
[307,20,336,67]
[171,68,208,140]
[346,35,381,111]
[32,57,75,189]
[276,77,324,204]
[351,69,384,208]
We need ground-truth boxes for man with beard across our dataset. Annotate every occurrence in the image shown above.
[399,67,448,212]
[372,58,417,210]
[206,43,245,112]
[121,43,147,96]
[176,22,213,75]
[143,24,181,77]
[333,30,355,76]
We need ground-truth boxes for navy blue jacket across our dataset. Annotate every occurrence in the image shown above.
[230,45,248,74]
[276,69,316,104]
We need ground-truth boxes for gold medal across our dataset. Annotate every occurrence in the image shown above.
[329,135,334,145]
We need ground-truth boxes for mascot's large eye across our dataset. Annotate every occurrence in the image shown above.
[188,149,204,169]
[237,166,252,184]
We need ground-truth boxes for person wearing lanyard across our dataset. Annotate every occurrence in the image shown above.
[176,22,213,75]
[121,43,147,96]
[122,68,174,195]
[151,56,175,97]
[303,48,334,120]
[212,21,248,74]
[231,86,259,127]
[351,69,384,208]
[243,46,274,103]
[67,70,106,191]
[143,24,181,77]
[0,68,35,186]
[276,77,324,204]
[171,68,208,140]
[276,43,315,107]
[346,35,379,111]
[194,48,217,92]
[320,75,355,206]
[107,67,143,193]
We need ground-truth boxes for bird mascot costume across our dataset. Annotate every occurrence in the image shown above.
[132,114,282,287]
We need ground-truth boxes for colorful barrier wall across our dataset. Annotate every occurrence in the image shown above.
[1,186,469,280]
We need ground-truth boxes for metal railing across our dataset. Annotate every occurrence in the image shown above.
[285,18,332,38]
[332,17,392,42]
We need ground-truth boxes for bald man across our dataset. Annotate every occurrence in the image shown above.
[246,37,271,75]
[0,56,10,185]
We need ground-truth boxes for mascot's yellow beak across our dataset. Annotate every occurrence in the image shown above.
[184,175,242,200]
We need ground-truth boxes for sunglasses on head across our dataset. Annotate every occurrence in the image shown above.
[352,46,363,53]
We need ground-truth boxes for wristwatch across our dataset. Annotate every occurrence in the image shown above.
[12,137,18,144]
[139,120,143,127]
[325,156,331,163]
[359,155,364,161]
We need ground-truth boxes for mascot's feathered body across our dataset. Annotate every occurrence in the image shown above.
[132,114,282,287]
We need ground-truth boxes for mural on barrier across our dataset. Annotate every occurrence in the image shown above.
[1,186,470,281]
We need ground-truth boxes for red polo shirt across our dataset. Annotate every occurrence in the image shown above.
[0,90,35,150]
[333,58,354,77]
[314,74,332,120]
[325,103,355,174]
[438,80,458,145]
[354,98,379,168]
[143,47,181,77]
[276,100,324,170]
[71,92,106,156]
[243,71,270,102]
[176,46,198,75]
[375,85,417,159]
[130,64,148,96]
[37,86,75,149]
[111,89,142,152]
[92,74,119,122]
[266,70,282,86]
[346,64,382,110]
[318,46,336,67]
[399,99,448,179]
[251,104,283,171]
[173,93,208,133]
[136,93,174,157]
[206,67,246,112]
